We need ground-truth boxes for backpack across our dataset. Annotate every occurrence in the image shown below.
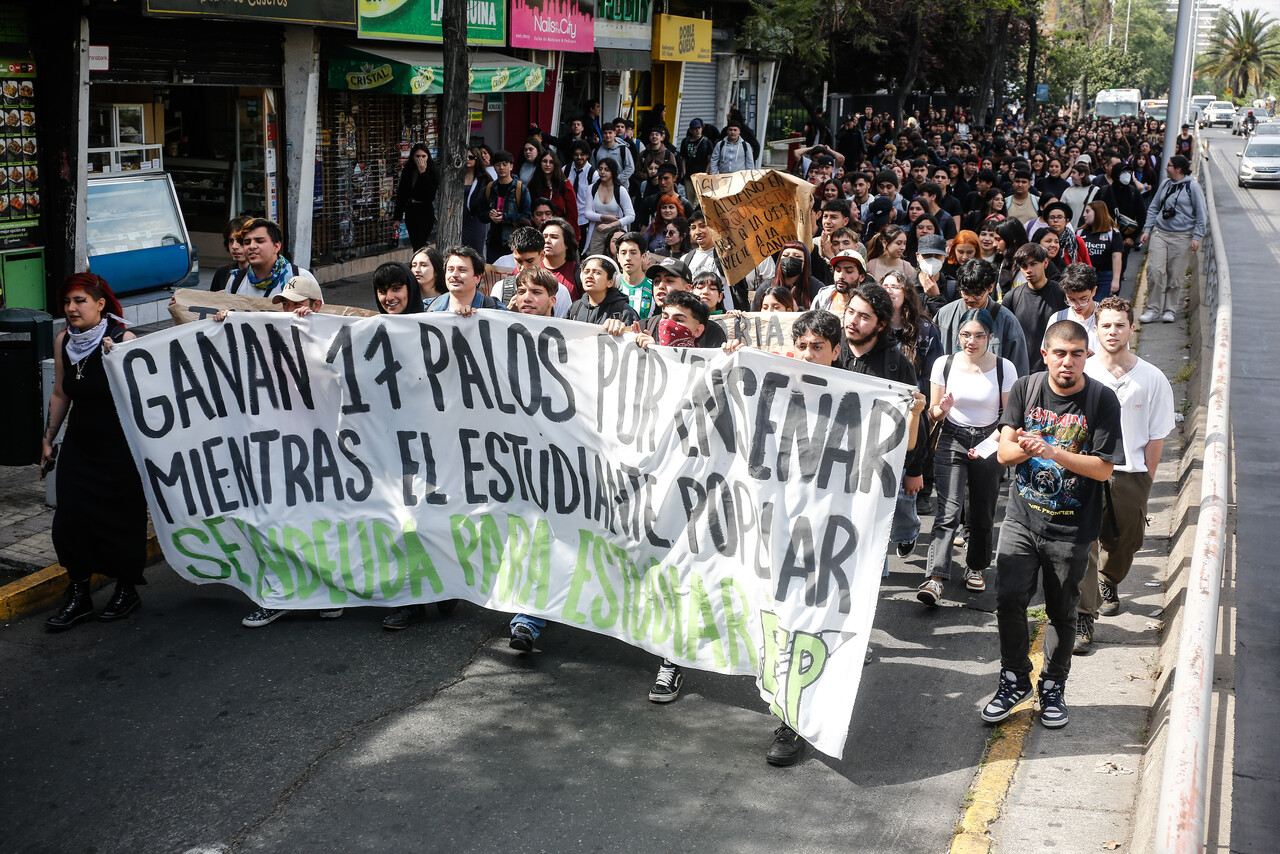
[929,353,1006,449]
[484,179,524,211]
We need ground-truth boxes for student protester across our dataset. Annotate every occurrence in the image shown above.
[1138,155,1205,324]
[484,151,532,263]
[638,258,728,348]
[934,259,1031,376]
[1047,264,1101,354]
[42,275,147,630]
[992,218,1029,296]
[691,270,727,315]
[1074,297,1175,651]
[1079,201,1123,298]
[541,217,580,301]
[371,261,424,316]
[905,213,941,264]
[224,219,312,298]
[490,227,572,317]
[516,138,546,186]
[865,225,917,281]
[427,246,510,313]
[757,286,798,312]
[583,158,634,255]
[461,146,493,254]
[1003,243,1067,373]
[976,218,1001,264]
[982,320,1123,729]
[885,265,944,516]
[680,119,713,196]
[1034,228,1066,280]
[408,246,444,306]
[564,142,598,243]
[614,231,655,319]
[709,119,752,173]
[812,249,867,313]
[567,254,640,324]
[942,230,981,282]
[210,214,252,292]
[917,182,958,239]
[642,193,685,253]
[917,308,1017,605]
[813,199,855,283]
[754,242,821,310]
[393,143,439,249]
[915,234,957,315]
[662,217,692,257]
[1004,169,1040,227]
[1097,162,1145,280]
[592,122,636,185]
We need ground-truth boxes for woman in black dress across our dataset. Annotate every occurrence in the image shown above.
[42,274,148,630]
[393,143,439,249]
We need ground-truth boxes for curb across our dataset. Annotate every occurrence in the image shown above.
[949,623,1047,854]
[0,533,162,623]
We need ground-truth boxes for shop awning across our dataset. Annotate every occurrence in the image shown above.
[327,45,546,95]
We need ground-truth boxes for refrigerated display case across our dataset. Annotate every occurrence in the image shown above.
[167,157,232,234]
[87,103,163,176]
[85,173,192,295]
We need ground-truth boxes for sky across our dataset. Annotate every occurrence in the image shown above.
[1237,0,1280,18]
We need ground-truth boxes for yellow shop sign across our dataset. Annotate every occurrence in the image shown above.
[652,14,710,63]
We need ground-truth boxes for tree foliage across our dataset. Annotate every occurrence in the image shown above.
[1197,8,1280,101]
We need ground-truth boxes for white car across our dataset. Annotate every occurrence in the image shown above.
[1202,101,1237,127]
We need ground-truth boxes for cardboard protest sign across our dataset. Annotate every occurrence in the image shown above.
[168,289,376,325]
[713,311,802,356]
[481,265,514,297]
[104,312,914,758]
[692,170,815,284]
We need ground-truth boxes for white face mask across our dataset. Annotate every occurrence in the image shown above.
[1119,171,1133,185]
[919,257,944,276]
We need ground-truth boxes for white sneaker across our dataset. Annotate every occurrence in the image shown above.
[318,609,344,619]
[1139,310,1161,324]
[1162,311,1176,323]
[916,578,944,607]
[964,568,986,591]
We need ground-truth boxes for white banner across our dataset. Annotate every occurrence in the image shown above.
[104,312,913,758]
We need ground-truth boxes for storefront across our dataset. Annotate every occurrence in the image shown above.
[650,13,712,133]
[317,43,547,264]
[592,0,653,124]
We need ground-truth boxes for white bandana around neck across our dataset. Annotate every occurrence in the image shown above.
[65,315,126,365]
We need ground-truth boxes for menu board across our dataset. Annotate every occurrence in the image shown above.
[0,58,38,249]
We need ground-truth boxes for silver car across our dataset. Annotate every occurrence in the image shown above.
[1237,138,1280,187]
[1232,107,1272,135]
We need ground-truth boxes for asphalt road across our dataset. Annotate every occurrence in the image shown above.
[1202,127,1280,854]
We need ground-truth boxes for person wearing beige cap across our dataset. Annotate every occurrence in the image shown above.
[812,248,866,313]
[211,274,323,323]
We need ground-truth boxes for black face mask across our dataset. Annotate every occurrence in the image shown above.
[780,257,804,277]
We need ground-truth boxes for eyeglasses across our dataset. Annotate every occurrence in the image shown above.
[665,230,679,237]
[881,280,905,291]
[1065,294,1095,307]
[958,331,989,341]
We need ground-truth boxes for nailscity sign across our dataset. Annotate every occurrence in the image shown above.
[511,0,593,51]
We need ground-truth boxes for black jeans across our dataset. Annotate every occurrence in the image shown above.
[995,517,1091,683]
[926,422,1001,580]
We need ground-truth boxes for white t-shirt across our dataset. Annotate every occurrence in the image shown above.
[931,356,1018,427]
[1047,307,1101,355]
[1084,356,1175,472]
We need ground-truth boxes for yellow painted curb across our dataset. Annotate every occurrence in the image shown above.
[0,533,162,623]
[949,622,1047,854]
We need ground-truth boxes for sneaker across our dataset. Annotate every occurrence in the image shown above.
[980,669,1034,723]
[1073,613,1095,654]
[766,724,804,766]
[1139,309,1161,324]
[318,609,344,619]
[954,531,967,548]
[964,568,986,591]
[1099,580,1121,617]
[649,663,683,703]
[1037,678,1069,728]
[916,494,935,514]
[1162,310,1176,323]
[242,607,285,628]
[510,623,536,652]
[381,604,426,631]
[896,538,917,558]
[916,578,943,607]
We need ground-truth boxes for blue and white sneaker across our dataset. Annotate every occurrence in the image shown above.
[1037,679,1069,728]
[980,669,1033,723]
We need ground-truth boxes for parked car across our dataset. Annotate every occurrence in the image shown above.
[1202,101,1237,127]
[1233,107,1272,135]
[1236,138,1280,187]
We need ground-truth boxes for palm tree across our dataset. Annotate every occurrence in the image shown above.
[1197,9,1280,100]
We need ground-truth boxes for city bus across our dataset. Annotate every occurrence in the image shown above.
[1094,88,1142,118]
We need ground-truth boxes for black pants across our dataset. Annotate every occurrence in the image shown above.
[405,205,435,250]
[926,422,1001,579]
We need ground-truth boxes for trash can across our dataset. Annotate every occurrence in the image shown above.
[0,308,54,466]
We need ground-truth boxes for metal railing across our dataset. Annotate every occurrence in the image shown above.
[1153,134,1233,853]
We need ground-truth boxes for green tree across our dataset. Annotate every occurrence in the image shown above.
[1197,9,1280,101]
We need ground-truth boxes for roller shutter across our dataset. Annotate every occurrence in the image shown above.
[677,60,717,132]
[88,14,283,87]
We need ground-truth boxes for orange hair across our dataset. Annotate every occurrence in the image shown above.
[947,230,981,266]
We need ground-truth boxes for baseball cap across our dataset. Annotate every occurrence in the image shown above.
[272,275,322,304]
[830,248,867,270]
[917,234,947,257]
[1075,153,1093,166]
[688,118,703,129]
[657,163,679,177]
[814,154,835,166]
[646,256,692,281]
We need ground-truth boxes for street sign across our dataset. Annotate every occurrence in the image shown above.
[1036,83,1049,102]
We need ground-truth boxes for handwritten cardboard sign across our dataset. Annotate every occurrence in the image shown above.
[692,170,814,284]
[167,289,377,325]
[712,311,801,357]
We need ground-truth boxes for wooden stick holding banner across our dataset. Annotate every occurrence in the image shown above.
[691,170,815,285]
[167,289,376,325]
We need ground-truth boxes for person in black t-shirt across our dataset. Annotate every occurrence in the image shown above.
[981,320,1123,731]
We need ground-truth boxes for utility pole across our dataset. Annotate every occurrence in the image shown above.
[436,0,469,249]
[1124,0,1132,53]
[1161,0,1195,193]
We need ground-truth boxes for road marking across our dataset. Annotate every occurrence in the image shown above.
[949,624,1046,854]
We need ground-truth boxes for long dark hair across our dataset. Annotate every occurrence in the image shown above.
[410,246,446,300]
[542,217,579,265]
[881,268,928,367]
[529,150,566,199]
[593,157,621,193]
[373,261,424,314]
[866,224,907,262]
[766,241,814,309]
[399,143,437,191]
[905,213,940,259]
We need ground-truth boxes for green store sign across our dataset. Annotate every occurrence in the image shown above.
[358,0,506,45]
[596,0,651,22]
[328,47,546,95]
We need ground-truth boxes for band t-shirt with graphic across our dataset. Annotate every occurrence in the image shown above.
[998,373,1123,543]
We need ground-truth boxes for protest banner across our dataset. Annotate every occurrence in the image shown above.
[691,170,815,284]
[104,312,913,758]
[168,289,376,325]
[713,311,801,356]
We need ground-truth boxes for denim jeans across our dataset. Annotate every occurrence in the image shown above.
[995,517,1091,683]
[926,423,1002,580]
[884,484,923,576]
[510,614,546,639]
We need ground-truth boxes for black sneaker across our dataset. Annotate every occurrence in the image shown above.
[980,669,1033,723]
[1037,678,1069,728]
[649,663,683,703]
[1099,580,1121,616]
[381,604,426,631]
[896,538,917,558]
[1073,614,1095,654]
[510,623,536,652]
[916,494,935,515]
[242,607,285,628]
[766,724,804,766]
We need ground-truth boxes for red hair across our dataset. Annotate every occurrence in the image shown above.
[60,273,124,323]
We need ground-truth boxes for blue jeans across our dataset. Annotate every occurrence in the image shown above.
[510,613,545,639]
[884,484,923,576]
